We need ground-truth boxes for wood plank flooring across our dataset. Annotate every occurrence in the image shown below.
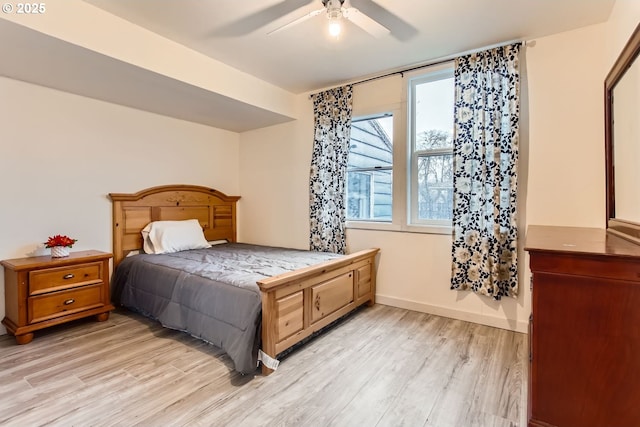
[0,305,527,427]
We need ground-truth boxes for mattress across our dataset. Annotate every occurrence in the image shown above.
[111,243,342,373]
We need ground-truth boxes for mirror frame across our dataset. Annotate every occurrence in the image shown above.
[606,23,640,244]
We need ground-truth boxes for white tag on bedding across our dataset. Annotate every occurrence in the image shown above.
[258,350,280,370]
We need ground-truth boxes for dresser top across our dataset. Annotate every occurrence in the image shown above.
[1,250,112,271]
[525,225,640,258]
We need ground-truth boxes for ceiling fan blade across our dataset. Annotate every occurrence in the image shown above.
[267,8,325,35]
[211,0,315,37]
[344,7,390,38]
[349,0,418,41]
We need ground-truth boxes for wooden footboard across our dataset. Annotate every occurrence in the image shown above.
[258,247,379,375]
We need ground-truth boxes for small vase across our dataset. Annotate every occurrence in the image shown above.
[51,246,70,258]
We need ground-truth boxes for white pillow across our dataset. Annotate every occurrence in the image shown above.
[208,239,228,246]
[141,219,211,254]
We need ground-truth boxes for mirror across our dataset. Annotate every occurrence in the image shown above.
[606,23,640,244]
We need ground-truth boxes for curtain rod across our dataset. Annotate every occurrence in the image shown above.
[353,57,453,86]
[308,39,527,99]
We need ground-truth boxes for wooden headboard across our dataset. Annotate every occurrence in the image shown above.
[109,185,240,266]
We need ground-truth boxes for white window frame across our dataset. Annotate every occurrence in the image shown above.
[346,112,395,224]
[346,107,402,232]
[346,61,454,235]
[407,63,455,232]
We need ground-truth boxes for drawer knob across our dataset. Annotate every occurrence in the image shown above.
[63,274,75,280]
[315,295,320,311]
[63,298,75,305]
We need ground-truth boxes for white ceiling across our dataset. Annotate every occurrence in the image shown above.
[84,0,615,94]
[0,1,615,131]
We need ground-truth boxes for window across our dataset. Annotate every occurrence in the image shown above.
[346,114,393,221]
[409,68,455,226]
[345,62,454,233]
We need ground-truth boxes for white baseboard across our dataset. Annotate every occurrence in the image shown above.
[375,294,529,333]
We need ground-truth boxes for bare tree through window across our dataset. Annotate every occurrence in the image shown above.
[416,129,453,221]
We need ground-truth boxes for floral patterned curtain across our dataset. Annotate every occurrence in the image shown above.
[309,85,353,254]
[450,44,521,300]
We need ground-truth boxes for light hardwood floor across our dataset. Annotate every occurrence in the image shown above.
[0,305,527,427]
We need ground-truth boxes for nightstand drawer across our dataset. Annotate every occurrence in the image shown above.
[28,284,104,323]
[29,262,102,295]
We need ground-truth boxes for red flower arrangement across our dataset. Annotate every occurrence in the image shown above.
[44,234,77,248]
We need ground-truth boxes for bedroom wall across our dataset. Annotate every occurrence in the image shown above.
[606,0,640,66]
[0,76,241,334]
[238,94,314,250]
[526,1,639,228]
[525,24,607,228]
[239,21,612,333]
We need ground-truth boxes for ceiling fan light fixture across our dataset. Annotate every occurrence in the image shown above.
[324,0,344,38]
[328,15,342,37]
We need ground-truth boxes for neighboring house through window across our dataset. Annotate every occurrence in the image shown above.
[346,115,393,221]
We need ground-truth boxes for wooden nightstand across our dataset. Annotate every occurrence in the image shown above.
[1,250,114,344]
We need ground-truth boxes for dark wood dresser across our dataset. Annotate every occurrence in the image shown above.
[525,225,640,427]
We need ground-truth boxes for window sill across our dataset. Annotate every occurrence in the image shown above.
[346,221,452,235]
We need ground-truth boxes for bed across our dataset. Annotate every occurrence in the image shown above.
[109,185,379,375]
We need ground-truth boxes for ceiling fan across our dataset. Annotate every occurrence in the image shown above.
[211,0,417,41]
[268,0,387,38]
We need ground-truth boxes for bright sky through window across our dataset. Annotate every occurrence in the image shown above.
[415,78,454,134]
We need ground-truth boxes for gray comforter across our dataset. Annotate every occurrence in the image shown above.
[111,243,341,373]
